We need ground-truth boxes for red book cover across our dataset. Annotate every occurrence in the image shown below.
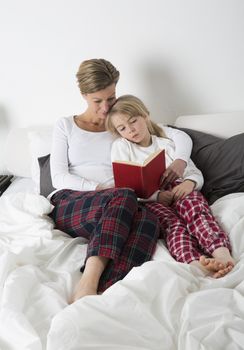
[112,149,165,198]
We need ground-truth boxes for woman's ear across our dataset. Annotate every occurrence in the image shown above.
[82,93,88,102]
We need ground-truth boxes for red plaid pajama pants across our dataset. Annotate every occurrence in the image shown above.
[146,190,231,264]
[49,188,159,292]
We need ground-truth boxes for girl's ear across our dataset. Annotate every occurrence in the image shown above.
[145,114,151,125]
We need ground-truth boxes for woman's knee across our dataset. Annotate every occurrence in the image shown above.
[109,188,138,206]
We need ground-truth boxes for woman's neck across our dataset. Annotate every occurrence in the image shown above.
[74,113,106,132]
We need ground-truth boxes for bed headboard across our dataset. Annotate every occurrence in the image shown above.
[3,111,244,178]
[174,112,244,138]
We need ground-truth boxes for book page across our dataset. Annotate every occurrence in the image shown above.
[113,149,163,167]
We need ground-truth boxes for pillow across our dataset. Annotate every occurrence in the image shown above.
[38,154,56,197]
[4,128,33,177]
[4,126,53,178]
[169,126,244,204]
[28,128,53,192]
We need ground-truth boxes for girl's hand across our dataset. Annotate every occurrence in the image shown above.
[171,180,195,201]
[157,190,174,206]
[160,159,187,188]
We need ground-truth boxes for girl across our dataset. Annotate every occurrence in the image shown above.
[106,94,235,278]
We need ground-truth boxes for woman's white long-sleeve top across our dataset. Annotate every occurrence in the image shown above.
[50,117,194,192]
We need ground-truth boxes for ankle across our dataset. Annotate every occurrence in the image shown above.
[212,247,231,259]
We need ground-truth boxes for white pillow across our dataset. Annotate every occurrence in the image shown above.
[28,127,53,192]
[4,128,33,177]
[175,112,244,138]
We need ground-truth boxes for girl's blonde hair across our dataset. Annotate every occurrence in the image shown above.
[76,58,120,94]
[106,94,167,138]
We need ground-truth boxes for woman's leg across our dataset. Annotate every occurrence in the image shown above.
[50,188,159,297]
[50,188,138,258]
[98,203,160,292]
[72,256,109,301]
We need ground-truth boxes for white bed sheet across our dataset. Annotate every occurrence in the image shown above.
[1,111,244,350]
[1,191,244,350]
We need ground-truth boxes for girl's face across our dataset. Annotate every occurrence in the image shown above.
[112,113,151,147]
[83,83,116,120]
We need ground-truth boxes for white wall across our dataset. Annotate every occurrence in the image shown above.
[1,0,244,171]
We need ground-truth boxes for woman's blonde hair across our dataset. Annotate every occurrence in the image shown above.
[106,94,166,138]
[76,58,120,94]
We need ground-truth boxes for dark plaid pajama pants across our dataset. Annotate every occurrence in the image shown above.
[146,190,231,264]
[49,188,159,292]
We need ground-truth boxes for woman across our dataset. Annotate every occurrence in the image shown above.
[49,58,193,302]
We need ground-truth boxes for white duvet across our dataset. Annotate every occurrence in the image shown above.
[1,192,244,350]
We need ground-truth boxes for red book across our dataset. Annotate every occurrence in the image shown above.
[112,149,165,198]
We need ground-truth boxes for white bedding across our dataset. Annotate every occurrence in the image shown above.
[2,177,37,196]
[1,191,244,350]
[1,112,244,350]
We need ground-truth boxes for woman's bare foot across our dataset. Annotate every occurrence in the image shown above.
[71,276,98,303]
[70,256,109,303]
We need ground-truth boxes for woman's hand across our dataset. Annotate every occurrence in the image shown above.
[160,159,187,188]
[171,180,195,201]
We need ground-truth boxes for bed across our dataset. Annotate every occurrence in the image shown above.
[1,112,244,350]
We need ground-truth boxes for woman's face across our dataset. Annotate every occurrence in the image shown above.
[83,83,116,120]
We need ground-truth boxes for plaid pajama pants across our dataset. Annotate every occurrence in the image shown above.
[49,188,159,292]
[146,190,231,264]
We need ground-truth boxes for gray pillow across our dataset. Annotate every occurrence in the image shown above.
[169,126,244,204]
[38,154,55,197]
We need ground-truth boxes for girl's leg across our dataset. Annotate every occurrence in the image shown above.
[145,202,202,264]
[174,191,235,276]
[173,191,231,255]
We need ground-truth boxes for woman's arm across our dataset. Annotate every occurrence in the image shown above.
[160,125,193,185]
[51,118,99,191]
[162,126,193,163]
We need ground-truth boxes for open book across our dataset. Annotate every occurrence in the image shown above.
[112,149,165,198]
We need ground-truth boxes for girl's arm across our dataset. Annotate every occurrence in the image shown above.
[171,160,204,201]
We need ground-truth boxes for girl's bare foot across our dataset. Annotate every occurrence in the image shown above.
[191,246,235,278]
[199,256,234,278]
